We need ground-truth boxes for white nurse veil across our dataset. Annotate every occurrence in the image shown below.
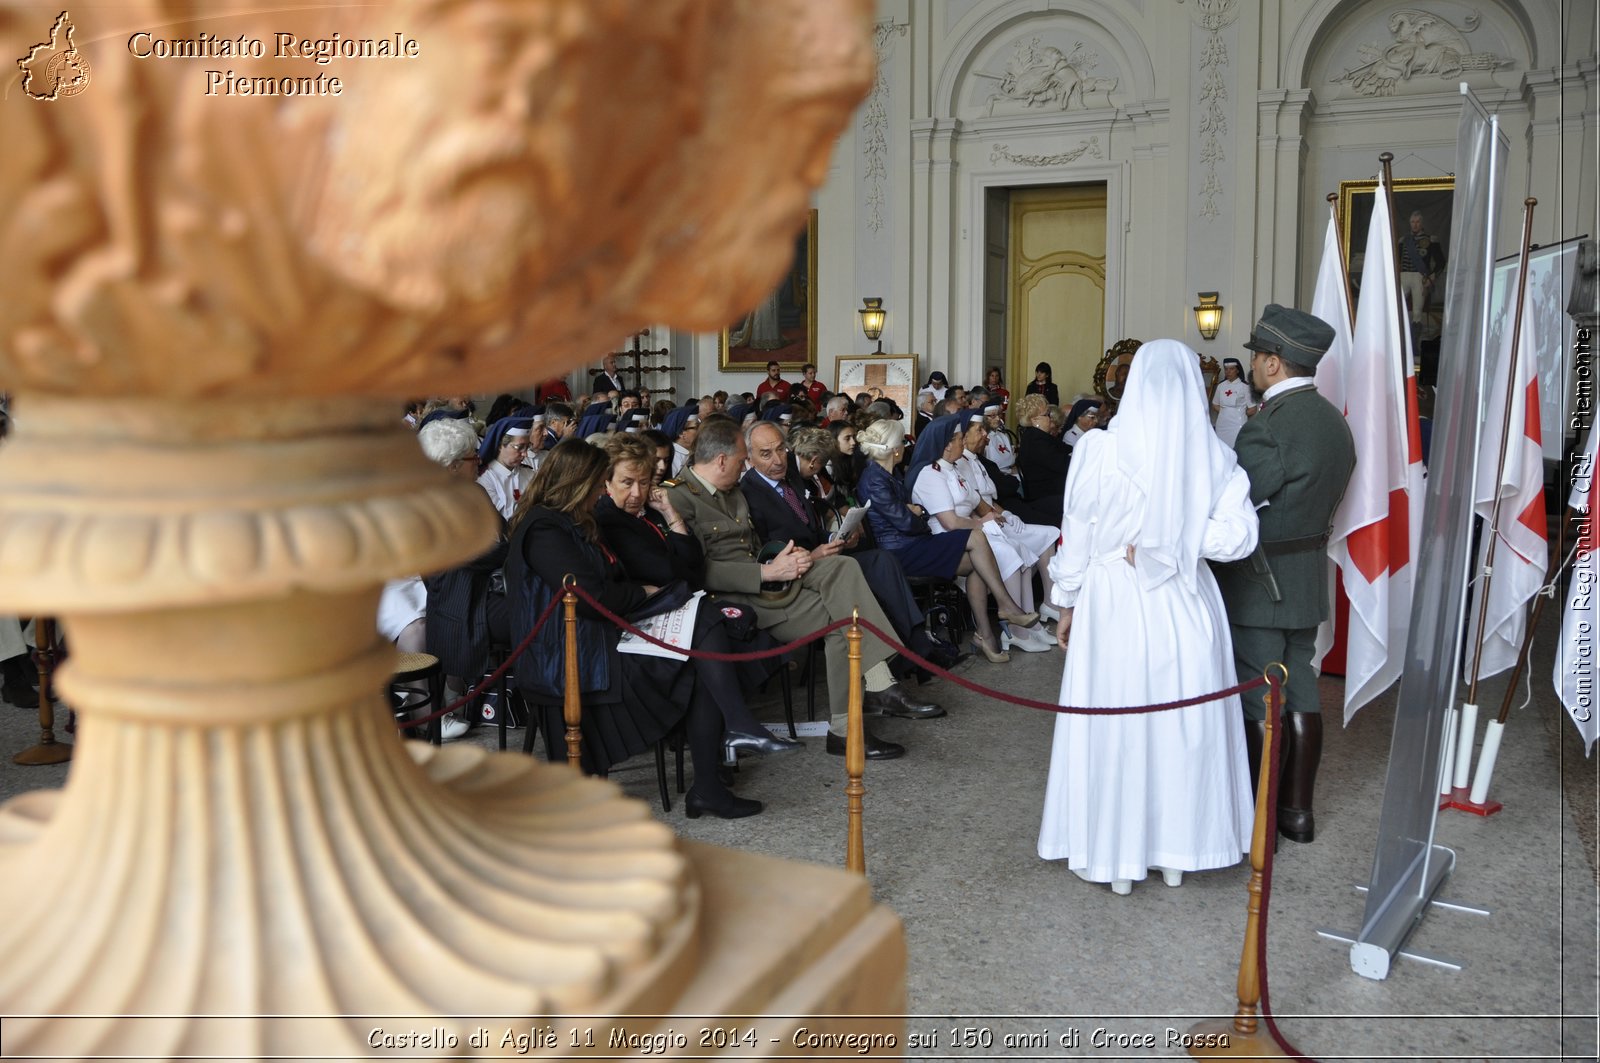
[1108,338,1239,592]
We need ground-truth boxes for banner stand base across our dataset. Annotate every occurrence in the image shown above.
[1440,786,1503,816]
[1314,854,1491,980]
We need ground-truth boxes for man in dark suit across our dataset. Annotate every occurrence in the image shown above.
[740,421,959,688]
[592,352,627,396]
[667,418,944,760]
[1214,305,1356,845]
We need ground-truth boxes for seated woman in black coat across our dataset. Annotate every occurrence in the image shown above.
[507,440,761,819]
[1013,393,1071,524]
[594,436,796,756]
[853,418,1038,665]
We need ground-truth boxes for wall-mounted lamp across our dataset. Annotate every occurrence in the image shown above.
[1194,291,1223,342]
[858,297,886,354]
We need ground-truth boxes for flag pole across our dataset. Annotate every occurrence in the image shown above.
[1328,193,1358,333]
[1454,197,1539,793]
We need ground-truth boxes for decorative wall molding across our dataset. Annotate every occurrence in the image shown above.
[1331,10,1510,97]
[989,137,1103,167]
[1194,0,1239,220]
[977,36,1118,118]
[863,19,909,234]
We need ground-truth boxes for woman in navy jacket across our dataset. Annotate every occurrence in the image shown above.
[854,418,1037,664]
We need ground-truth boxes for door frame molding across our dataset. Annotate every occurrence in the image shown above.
[963,161,1127,389]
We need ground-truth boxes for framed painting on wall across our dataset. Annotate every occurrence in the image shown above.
[834,354,919,433]
[717,209,817,372]
[1338,176,1454,346]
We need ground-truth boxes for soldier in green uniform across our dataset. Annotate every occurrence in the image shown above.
[1214,305,1356,844]
[666,417,943,760]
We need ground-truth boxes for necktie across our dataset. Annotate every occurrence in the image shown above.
[777,482,810,525]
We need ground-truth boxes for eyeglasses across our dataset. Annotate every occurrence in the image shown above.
[504,441,531,452]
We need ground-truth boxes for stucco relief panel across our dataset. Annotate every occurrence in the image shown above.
[957,23,1126,121]
[1312,3,1524,100]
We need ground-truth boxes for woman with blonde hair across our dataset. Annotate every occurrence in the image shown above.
[856,417,1034,664]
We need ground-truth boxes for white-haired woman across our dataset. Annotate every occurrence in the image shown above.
[1037,339,1258,896]
[388,417,497,740]
[855,418,1033,664]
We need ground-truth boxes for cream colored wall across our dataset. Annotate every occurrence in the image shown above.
[666,0,1595,401]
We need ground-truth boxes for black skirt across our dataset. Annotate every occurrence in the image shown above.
[539,653,690,776]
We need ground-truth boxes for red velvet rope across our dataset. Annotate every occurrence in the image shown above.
[566,582,1269,715]
[1256,675,1313,1061]
[394,591,561,729]
[445,581,1311,1059]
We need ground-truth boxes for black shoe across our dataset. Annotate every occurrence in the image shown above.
[724,729,803,757]
[925,646,970,673]
[863,684,945,719]
[684,789,763,820]
[825,730,906,760]
[3,682,38,710]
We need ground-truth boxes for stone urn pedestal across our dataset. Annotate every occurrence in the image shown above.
[0,0,901,1054]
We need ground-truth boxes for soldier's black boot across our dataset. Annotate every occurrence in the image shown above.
[1277,712,1323,844]
[1,654,39,710]
[1243,717,1267,799]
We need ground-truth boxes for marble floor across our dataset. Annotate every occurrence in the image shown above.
[2,602,1595,1061]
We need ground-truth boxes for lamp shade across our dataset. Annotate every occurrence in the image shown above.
[1194,292,1223,341]
[858,297,886,342]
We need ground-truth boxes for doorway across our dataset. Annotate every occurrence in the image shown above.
[983,184,1108,411]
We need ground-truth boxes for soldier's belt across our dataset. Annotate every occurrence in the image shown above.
[1261,531,1330,556]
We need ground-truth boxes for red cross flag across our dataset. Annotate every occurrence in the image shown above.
[1324,174,1425,722]
[1555,428,1599,755]
[1464,305,1547,682]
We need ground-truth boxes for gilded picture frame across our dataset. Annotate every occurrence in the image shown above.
[1092,338,1141,406]
[1337,176,1454,311]
[717,208,818,371]
[834,354,919,433]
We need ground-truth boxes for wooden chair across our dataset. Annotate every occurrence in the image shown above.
[391,651,446,746]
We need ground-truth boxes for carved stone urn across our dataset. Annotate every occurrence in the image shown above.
[0,0,904,1054]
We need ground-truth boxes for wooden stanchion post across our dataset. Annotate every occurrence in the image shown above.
[13,618,71,767]
[1188,664,1288,1058]
[845,610,866,875]
[562,577,583,769]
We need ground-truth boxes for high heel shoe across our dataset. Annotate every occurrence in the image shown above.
[724,729,803,757]
[1005,623,1055,653]
[970,635,1011,664]
[684,789,763,820]
[996,607,1039,628]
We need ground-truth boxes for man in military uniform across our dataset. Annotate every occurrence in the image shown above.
[1214,305,1356,844]
[1397,210,1445,339]
[667,417,943,760]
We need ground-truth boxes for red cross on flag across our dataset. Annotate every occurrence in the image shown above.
[1464,304,1547,682]
[1323,174,1425,722]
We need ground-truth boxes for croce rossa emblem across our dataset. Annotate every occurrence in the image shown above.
[17,10,92,100]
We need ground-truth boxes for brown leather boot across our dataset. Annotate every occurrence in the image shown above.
[1277,712,1323,843]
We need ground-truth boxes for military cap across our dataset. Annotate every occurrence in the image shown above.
[1243,304,1336,368]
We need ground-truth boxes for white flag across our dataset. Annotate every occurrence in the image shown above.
[1555,428,1599,755]
[1325,175,1425,722]
[1465,305,1547,681]
[1311,208,1355,673]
